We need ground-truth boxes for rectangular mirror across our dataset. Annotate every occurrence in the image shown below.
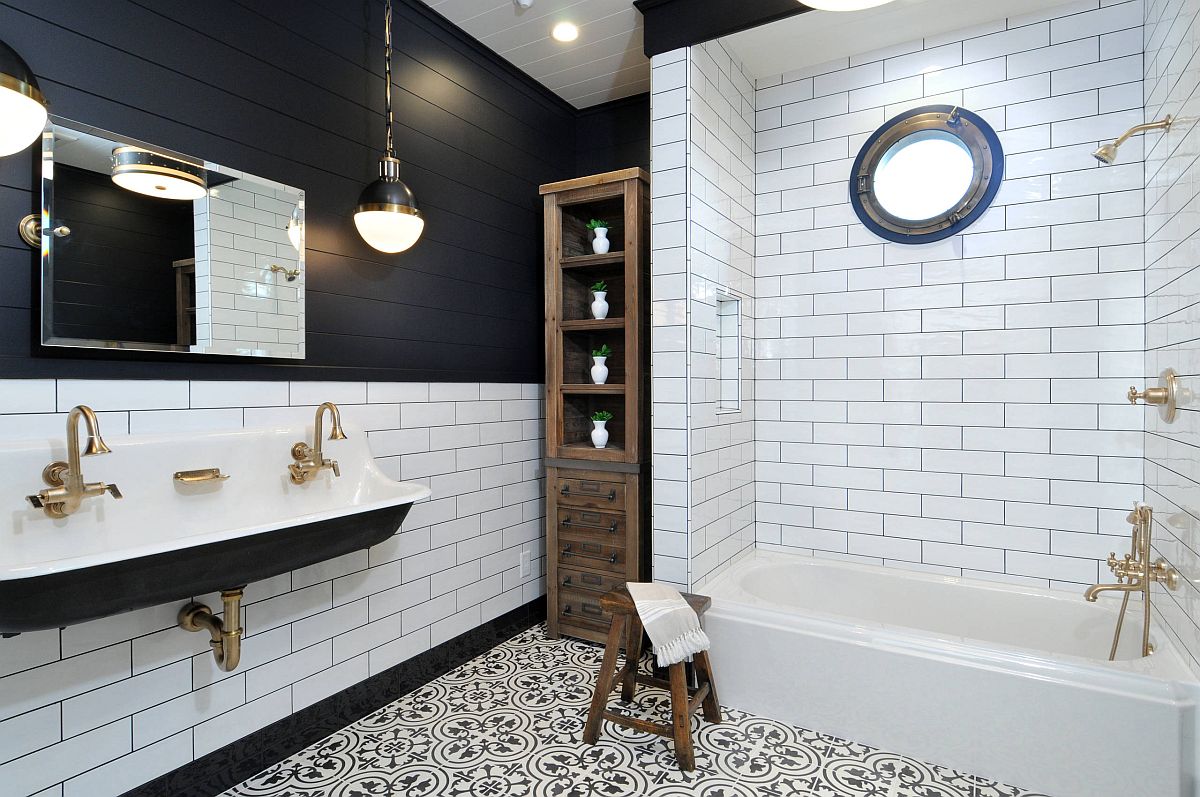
[38,118,305,358]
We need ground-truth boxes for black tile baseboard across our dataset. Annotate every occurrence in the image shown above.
[120,597,546,797]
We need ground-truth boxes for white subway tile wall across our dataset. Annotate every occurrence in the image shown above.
[0,379,545,796]
[752,1,1146,589]
[1144,0,1200,676]
[650,40,758,591]
[192,177,304,359]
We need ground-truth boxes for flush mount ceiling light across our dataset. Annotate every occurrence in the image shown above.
[0,40,48,157]
[801,0,897,10]
[111,146,207,201]
[354,0,424,254]
[552,22,579,42]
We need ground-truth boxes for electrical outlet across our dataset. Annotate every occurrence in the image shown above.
[520,549,531,578]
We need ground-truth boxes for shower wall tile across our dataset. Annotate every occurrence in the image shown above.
[753,1,1145,594]
[650,40,758,591]
[1143,0,1200,677]
[0,378,545,794]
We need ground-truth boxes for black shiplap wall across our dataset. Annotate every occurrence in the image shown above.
[0,0,633,383]
[575,94,651,176]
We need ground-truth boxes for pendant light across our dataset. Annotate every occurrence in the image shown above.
[802,0,897,10]
[0,40,48,157]
[354,0,424,253]
[111,146,207,201]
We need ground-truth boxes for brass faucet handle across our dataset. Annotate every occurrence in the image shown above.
[291,442,314,462]
[103,483,123,499]
[327,459,341,478]
[1128,385,1169,406]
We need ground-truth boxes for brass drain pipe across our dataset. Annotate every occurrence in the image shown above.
[179,588,244,672]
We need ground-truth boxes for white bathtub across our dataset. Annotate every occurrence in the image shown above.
[704,550,1200,797]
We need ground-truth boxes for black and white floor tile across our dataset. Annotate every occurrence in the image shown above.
[223,625,1051,797]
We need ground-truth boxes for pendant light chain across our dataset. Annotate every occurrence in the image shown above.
[384,0,395,159]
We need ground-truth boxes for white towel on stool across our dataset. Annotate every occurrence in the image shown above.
[626,582,710,667]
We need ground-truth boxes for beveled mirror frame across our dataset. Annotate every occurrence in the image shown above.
[37,116,306,358]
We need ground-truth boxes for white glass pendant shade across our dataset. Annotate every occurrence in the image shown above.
[286,205,304,251]
[355,156,424,253]
[354,207,424,253]
[0,40,48,157]
[803,0,897,10]
[111,147,206,201]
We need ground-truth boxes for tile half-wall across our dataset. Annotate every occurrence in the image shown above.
[0,379,546,797]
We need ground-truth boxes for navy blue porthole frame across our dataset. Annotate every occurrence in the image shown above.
[849,105,1004,244]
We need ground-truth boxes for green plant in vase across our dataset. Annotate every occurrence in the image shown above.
[586,219,611,255]
[590,409,613,449]
[590,279,609,320]
[591,343,612,385]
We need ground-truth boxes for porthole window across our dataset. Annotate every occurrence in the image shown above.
[850,105,1003,244]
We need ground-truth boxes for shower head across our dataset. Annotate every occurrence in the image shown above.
[1093,116,1173,165]
[1092,143,1118,165]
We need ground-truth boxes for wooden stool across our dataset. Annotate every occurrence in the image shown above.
[582,586,721,770]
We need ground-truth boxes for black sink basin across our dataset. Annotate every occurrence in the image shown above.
[0,503,412,633]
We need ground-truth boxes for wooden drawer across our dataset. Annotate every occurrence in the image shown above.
[557,507,626,542]
[558,588,611,633]
[558,532,626,574]
[556,475,626,509]
[559,566,624,596]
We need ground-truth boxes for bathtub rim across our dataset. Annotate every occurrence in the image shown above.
[704,548,1199,688]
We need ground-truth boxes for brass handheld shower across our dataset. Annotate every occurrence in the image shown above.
[1093,116,1172,164]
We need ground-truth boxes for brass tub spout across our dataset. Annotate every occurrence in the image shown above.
[179,589,244,672]
[1084,505,1179,659]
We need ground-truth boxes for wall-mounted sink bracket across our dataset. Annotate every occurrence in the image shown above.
[179,588,243,671]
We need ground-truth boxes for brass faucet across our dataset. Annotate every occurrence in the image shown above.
[26,405,123,518]
[288,402,347,484]
[1085,504,1179,659]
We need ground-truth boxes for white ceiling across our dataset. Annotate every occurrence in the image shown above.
[724,0,1056,79]
[420,0,649,109]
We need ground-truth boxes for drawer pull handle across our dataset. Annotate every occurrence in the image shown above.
[561,545,618,564]
[560,484,617,501]
[561,517,619,533]
[582,573,602,585]
[582,602,603,617]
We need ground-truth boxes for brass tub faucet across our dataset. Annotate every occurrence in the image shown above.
[26,405,123,518]
[1085,504,1179,659]
[289,401,347,484]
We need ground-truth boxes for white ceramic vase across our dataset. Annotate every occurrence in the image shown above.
[590,356,609,385]
[590,291,609,320]
[591,420,609,449]
[592,227,610,254]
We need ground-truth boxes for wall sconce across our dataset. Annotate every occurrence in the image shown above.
[354,0,424,253]
[0,40,47,157]
[111,146,207,201]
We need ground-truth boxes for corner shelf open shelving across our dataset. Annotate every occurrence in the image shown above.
[540,167,650,644]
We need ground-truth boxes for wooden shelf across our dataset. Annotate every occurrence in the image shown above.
[561,384,625,395]
[561,252,625,269]
[561,441,627,455]
[561,318,624,332]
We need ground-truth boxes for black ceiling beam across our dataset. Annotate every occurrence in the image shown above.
[634,0,813,57]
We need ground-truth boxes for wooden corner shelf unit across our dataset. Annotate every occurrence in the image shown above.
[540,167,651,644]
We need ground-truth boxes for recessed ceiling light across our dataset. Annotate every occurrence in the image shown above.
[802,0,897,10]
[552,22,579,42]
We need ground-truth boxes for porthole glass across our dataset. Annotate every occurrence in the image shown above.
[850,105,1003,244]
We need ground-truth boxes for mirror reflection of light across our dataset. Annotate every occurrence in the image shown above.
[874,131,975,222]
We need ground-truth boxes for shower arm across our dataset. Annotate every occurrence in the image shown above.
[1111,117,1172,149]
